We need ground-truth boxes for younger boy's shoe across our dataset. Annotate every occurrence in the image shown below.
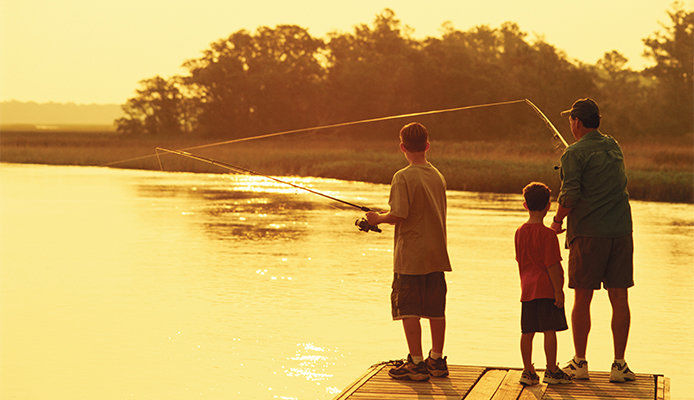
[562,358,590,380]
[424,355,449,377]
[519,370,540,386]
[610,361,636,383]
[543,365,573,385]
[388,355,430,381]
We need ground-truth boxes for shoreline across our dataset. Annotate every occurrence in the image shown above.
[1,130,692,204]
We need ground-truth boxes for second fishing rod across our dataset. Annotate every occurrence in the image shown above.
[155,147,382,233]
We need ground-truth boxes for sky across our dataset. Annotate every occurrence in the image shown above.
[0,0,689,104]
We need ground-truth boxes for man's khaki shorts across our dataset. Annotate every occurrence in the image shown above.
[391,272,446,320]
[568,235,634,290]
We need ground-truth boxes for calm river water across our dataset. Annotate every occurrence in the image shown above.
[1,163,692,399]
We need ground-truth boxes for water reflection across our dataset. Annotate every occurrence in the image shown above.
[136,175,358,241]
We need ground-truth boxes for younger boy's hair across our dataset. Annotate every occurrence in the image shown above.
[400,122,429,152]
[523,182,551,211]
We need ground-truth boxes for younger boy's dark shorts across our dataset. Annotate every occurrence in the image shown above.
[568,235,634,290]
[391,272,446,320]
[521,298,568,334]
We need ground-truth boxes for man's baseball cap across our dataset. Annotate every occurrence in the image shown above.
[560,98,600,121]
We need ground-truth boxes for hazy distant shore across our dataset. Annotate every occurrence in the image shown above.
[1,129,692,204]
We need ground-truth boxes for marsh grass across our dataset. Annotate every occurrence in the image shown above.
[1,130,692,203]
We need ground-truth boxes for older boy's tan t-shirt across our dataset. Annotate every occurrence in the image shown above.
[388,163,451,275]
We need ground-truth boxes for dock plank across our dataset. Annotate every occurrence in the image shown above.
[490,370,523,400]
[656,375,671,400]
[464,369,507,400]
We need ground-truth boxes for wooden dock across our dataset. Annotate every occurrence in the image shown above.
[333,364,670,400]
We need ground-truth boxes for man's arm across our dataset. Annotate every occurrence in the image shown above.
[552,150,580,234]
[365,211,404,226]
[550,203,571,234]
[546,262,565,308]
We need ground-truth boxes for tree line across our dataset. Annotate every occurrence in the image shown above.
[116,4,693,142]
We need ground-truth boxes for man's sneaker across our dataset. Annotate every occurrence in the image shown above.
[388,354,430,381]
[424,355,449,377]
[562,358,590,380]
[543,365,573,384]
[519,369,540,386]
[610,361,636,383]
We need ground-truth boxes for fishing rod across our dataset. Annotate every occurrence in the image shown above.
[524,99,569,149]
[104,98,567,167]
[154,147,382,233]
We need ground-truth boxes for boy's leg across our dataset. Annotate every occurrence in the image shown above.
[607,288,630,360]
[402,317,423,359]
[520,332,535,371]
[429,318,445,355]
[543,331,557,370]
[572,288,594,358]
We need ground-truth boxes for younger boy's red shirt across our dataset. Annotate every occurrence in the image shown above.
[515,223,562,302]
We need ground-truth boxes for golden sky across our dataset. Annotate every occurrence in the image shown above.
[0,0,688,104]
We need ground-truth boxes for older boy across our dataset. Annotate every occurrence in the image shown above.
[515,182,572,386]
[366,122,451,381]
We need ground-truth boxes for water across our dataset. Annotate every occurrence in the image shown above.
[1,163,692,399]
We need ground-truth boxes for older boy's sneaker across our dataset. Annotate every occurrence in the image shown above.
[610,361,636,383]
[562,358,589,380]
[519,370,540,386]
[543,365,573,384]
[388,355,430,381]
[424,355,449,377]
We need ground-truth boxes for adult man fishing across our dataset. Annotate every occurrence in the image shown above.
[550,98,636,383]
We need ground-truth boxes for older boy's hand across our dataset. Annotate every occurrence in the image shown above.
[554,290,565,309]
[365,211,380,226]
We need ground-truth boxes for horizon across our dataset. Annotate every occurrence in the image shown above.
[1,0,687,105]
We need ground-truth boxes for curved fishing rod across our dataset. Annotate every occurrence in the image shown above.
[524,99,569,149]
[155,147,382,232]
[105,99,539,167]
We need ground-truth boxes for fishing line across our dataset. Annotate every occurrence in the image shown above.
[155,147,382,232]
[104,99,567,167]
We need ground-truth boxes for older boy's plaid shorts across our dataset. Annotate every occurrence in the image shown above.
[391,272,446,320]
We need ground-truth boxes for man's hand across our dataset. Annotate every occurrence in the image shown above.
[365,211,380,226]
[554,290,565,309]
[550,217,566,234]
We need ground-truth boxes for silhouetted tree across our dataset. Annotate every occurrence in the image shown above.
[116,76,189,136]
[183,25,326,137]
[642,2,693,135]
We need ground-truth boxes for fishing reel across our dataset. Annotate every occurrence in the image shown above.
[355,218,382,233]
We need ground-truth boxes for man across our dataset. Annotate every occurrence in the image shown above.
[550,98,636,383]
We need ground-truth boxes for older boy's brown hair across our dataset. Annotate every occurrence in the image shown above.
[523,182,551,211]
[399,122,429,152]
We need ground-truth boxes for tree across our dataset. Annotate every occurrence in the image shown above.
[325,9,421,122]
[183,25,326,137]
[642,2,693,135]
[115,76,189,136]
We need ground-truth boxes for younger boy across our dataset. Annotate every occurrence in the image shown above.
[366,122,451,381]
[515,182,573,386]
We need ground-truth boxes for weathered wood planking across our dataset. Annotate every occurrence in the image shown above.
[333,364,670,400]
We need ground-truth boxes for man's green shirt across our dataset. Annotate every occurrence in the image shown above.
[558,130,632,246]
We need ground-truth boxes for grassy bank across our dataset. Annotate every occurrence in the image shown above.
[1,129,692,203]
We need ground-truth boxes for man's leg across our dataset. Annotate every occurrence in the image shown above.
[429,318,445,355]
[607,288,630,360]
[402,317,423,358]
[572,288,594,358]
